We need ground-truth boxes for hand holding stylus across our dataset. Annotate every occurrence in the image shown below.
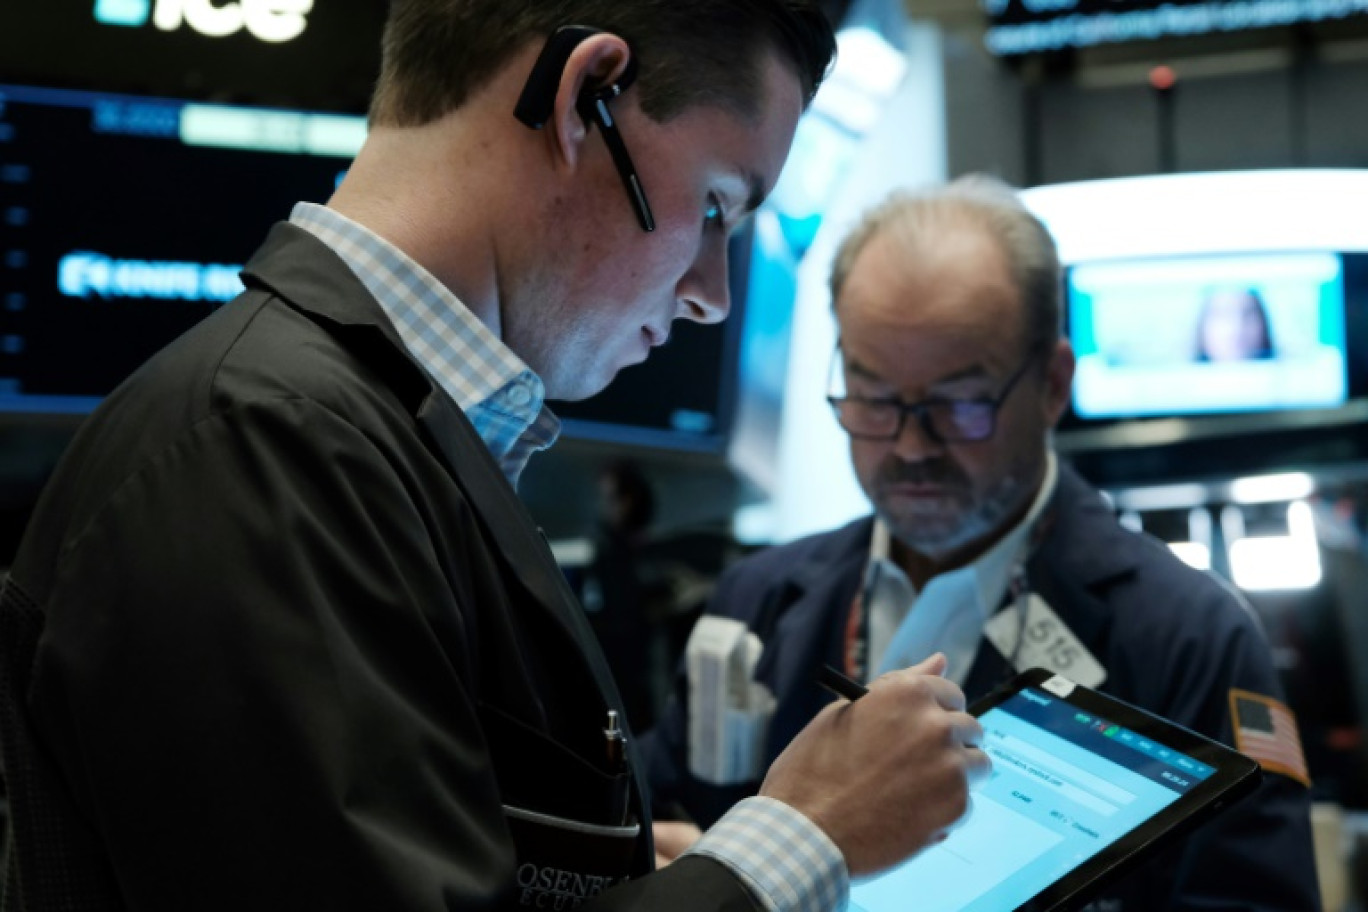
[760,653,989,876]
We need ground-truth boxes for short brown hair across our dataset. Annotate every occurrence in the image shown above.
[369,0,836,127]
[830,175,1063,361]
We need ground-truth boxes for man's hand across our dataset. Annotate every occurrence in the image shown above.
[758,654,989,876]
[653,820,703,869]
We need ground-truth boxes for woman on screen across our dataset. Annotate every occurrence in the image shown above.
[1195,286,1276,362]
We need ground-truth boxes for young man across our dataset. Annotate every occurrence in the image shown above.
[646,176,1320,910]
[0,3,991,910]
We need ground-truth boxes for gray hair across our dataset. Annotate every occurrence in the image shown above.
[829,174,1063,360]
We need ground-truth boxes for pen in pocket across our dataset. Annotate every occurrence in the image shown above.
[604,710,630,826]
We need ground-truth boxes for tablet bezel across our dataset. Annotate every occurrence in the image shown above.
[962,667,1263,912]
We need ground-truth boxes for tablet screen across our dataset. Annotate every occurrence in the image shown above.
[849,686,1218,912]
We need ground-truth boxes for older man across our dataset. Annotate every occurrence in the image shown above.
[647,176,1320,910]
[0,4,992,910]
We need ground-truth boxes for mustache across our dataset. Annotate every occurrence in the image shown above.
[875,458,968,489]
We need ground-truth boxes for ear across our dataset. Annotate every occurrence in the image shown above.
[1042,338,1076,426]
[547,33,634,171]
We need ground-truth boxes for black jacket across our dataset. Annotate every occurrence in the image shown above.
[644,466,1320,911]
[0,224,760,910]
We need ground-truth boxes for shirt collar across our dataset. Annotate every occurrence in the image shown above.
[288,203,559,484]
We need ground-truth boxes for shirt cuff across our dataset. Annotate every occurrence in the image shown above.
[683,795,849,912]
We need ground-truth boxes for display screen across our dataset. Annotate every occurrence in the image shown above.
[0,82,359,414]
[849,688,1214,912]
[983,0,1368,57]
[1022,172,1368,443]
[1068,251,1350,419]
[0,81,738,448]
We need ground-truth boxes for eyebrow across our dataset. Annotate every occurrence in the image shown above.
[845,358,884,382]
[929,365,992,387]
[845,358,992,389]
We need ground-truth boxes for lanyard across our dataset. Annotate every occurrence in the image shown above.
[844,509,1057,685]
[842,561,880,684]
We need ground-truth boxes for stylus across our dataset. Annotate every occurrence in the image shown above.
[817,664,869,702]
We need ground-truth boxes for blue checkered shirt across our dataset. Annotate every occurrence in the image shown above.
[290,202,558,487]
[289,203,848,912]
[688,797,849,912]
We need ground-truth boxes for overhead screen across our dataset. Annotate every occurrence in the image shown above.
[1069,252,1350,419]
[984,0,1368,56]
[1020,170,1368,430]
[0,80,742,451]
[0,82,358,414]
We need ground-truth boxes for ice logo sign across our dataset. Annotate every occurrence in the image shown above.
[93,0,313,43]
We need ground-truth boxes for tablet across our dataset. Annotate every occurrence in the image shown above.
[849,668,1262,912]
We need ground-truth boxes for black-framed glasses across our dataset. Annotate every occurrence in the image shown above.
[826,351,1034,443]
[513,25,656,233]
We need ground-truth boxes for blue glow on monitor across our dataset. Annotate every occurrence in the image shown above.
[1068,252,1348,418]
[57,252,244,302]
[93,0,151,27]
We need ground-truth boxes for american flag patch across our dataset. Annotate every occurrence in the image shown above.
[1229,689,1310,787]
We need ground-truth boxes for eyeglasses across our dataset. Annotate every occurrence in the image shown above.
[826,351,1034,443]
[514,26,656,233]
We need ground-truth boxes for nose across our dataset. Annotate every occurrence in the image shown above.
[891,410,946,463]
[675,234,730,325]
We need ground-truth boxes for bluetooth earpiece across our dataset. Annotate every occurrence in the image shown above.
[514,25,655,232]
[514,26,634,129]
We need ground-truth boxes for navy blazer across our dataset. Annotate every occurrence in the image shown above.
[645,465,1320,911]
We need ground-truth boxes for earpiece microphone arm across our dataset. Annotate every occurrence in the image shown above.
[514,25,655,233]
[579,87,655,233]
